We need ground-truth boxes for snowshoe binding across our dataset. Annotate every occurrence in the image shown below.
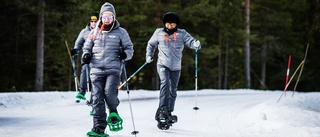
[107,112,123,132]
[170,115,178,124]
[155,106,178,130]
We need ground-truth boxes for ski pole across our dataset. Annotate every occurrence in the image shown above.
[193,48,199,110]
[118,62,148,89]
[85,64,92,106]
[293,44,309,97]
[86,64,90,92]
[119,46,139,136]
[122,60,139,136]
[65,40,73,65]
[71,56,79,92]
[277,60,304,103]
[72,56,84,103]
[65,40,80,90]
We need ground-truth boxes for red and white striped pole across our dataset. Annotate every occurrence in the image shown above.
[284,55,291,96]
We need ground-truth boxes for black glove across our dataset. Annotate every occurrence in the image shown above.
[82,53,92,64]
[70,48,77,56]
[86,100,92,106]
[119,51,127,60]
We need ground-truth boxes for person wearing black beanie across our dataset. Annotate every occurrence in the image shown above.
[146,11,201,130]
[162,12,180,35]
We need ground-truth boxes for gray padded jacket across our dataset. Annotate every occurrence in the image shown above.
[82,2,134,74]
[73,25,92,54]
[146,28,198,71]
[83,22,134,74]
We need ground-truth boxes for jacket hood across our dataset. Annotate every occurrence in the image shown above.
[98,2,120,31]
[100,2,116,18]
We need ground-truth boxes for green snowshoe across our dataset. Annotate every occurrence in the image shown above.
[76,93,86,100]
[86,131,109,137]
[107,112,123,132]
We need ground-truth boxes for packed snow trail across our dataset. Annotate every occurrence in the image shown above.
[0,90,319,137]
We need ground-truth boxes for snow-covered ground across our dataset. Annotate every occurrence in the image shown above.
[0,89,319,137]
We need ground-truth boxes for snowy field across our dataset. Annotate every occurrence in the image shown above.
[0,89,320,137]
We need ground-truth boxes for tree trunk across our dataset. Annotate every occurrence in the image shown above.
[261,43,267,89]
[244,0,251,88]
[224,41,229,89]
[35,0,44,91]
[218,31,222,89]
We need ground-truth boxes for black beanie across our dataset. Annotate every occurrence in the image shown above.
[162,12,179,25]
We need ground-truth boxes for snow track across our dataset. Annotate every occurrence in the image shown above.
[0,90,319,137]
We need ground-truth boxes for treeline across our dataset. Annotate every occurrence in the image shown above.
[1,0,320,92]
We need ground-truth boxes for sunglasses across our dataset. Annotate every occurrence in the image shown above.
[102,15,114,20]
[90,21,97,23]
[165,22,176,26]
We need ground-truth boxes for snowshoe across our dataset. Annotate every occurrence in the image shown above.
[155,106,176,130]
[107,112,123,132]
[76,93,86,100]
[86,131,109,137]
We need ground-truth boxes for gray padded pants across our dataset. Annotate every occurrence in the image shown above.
[157,65,181,113]
[79,64,90,94]
[90,70,120,130]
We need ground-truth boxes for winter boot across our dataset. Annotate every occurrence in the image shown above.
[159,112,166,123]
[156,106,171,130]
[107,112,123,132]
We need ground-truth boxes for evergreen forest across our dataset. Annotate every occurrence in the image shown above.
[1,0,320,92]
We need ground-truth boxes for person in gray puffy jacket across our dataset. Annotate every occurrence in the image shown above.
[71,12,99,101]
[146,12,201,126]
[82,2,134,136]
